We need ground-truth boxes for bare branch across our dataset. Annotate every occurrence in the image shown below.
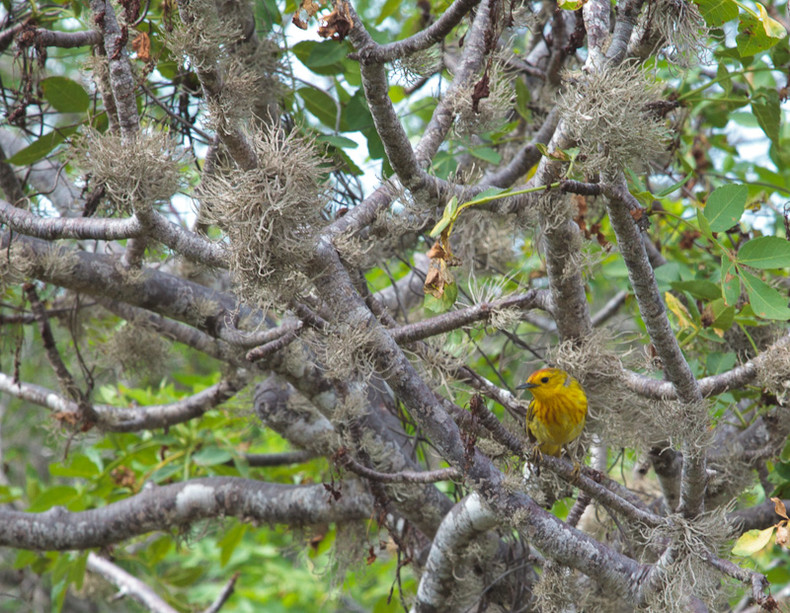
[0,196,142,240]
[19,27,101,48]
[87,553,179,613]
[604,177,705,517]
[203,572,240,613]
[90,0,140,137]
[389,290,546,344]
[353,0,480,63]
[336,448,461,483]
[0,372,247,432]
[0,478,374,550]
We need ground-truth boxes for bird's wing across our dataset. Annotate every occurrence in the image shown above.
[526,399,537,443]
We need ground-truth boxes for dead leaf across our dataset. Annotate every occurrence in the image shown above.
[679,229,701,250]
[131,31,151,62]
[318,1,353,41]
[427,241,447,260]
[424,258,453,299]
[293,0,321,29]
[777,523,789,547]
[773,497,789,520]
[471,72,490,113]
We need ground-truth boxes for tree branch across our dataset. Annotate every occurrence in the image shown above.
[353,0,481,63]
[87,553,178,613]
[604,177,705,517]
[0,372,247,432]
[0,478,373,550]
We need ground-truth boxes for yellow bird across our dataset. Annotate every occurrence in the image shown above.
[518,368,588,457]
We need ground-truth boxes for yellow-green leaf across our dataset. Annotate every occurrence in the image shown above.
[732,526,775,556]
[429,196,458,238]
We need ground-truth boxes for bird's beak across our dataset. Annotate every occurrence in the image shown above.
[516,382,537,390]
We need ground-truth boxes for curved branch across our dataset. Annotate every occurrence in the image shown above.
[0,478,373,550]
[0,372,248,432]
[389,290,547,343]
[337,449,461,483]
[356,0,481,64]
[87,553,178,613]
[90,0,140,138]
[604,177,705,518]
[0,197,142,240]
[623,331,790,400]
[412,493,499,613]
[414,0,494,165]
[20,28,101,48]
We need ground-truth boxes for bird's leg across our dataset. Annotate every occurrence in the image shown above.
[526,445,542,478]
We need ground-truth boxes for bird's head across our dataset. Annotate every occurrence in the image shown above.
[517,368,572,399]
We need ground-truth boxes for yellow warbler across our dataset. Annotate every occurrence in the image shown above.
[518,368,587,457]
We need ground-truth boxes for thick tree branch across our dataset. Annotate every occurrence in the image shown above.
[411,493,500,613]
[623,331,790,400]
[0,478,373,550]
[20,27,101,48]
[604,177,705,517]
[90,0,140,138]
[0,197,141,240]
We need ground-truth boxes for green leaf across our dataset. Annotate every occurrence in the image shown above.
[27,486,78,512]
[316,134,358,149]
[254,0,281,34]
[751,88,781,144]
[341,90,373,132]
[710,298,736,330]
[656,173,693,197]
[469,146,501,164]
[49,455,100,478]
[671,280,721,301]
[219,521,248,566]
[557,0,585,9]
[697,209,714,241]
[706,351,737,374]
[732,526,775,556]
[429,196,458,238]
[375,0,400,24]
[693,0,738,26]
[740,270,790,319]
[721,258,740,306]
[292,40,348,74]
[192,446,233,466]
[515,78,531,121]
[737,236,790,271]
[736,3,786,57]
[423,282,458,313]
[41,76,89,113]
[69,553,88,591]
[705,184,747,232]
[6,126,78,166]
[297,87,345,131]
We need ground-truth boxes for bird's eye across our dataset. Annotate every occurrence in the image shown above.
[540,376,549,383]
